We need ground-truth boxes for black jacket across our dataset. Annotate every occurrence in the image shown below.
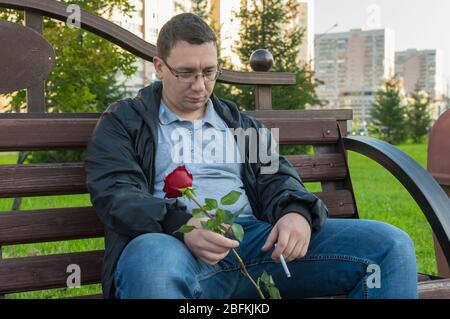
[85,82,328,298]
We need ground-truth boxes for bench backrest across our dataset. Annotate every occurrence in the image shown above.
[0,113,357,297]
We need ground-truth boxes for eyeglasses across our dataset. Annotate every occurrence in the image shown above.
[161,58,222,84]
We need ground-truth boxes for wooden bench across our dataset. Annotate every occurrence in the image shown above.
[1,0,450,299]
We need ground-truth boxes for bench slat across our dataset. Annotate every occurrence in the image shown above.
[0,153,347,198]
[0,117,339,151]
[287,153,347,182]
[0,111,349,120]
[0,207,104,245]
[0,163,87,198]
[260,118,339,144]
[314,190,356,218]
[0,250,103,294]
[0,192,352,247]
[246,110,353,121]
[314,278,450,299]
[0,118,97,151]
[418,278,450,299]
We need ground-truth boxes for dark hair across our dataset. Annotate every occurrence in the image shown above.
[156,13,217,60]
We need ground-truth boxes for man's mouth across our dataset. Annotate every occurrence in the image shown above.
[186,96,205,103]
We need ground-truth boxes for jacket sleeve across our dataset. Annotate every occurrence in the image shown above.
[249,117,329,233]
[85,106,192,239]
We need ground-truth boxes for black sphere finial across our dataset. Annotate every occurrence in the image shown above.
[249,49,273,72]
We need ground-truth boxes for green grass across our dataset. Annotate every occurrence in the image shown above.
[306,143,437,276]
[350,143,437,275]
[0,152,103,298]
[0,143,438,298]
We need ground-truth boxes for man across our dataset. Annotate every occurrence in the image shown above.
[85,13,418,299]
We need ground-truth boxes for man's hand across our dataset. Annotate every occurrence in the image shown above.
[183,216,240,265]
[261,213,311,263]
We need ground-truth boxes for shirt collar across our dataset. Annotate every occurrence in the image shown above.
[158,99,227,131]
[158,99,180,125]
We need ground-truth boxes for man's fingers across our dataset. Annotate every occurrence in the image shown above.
[272,232,289,261]
[261,227,278,252]
[199,240,232,254]
[286,240,303,262]
[202,229,239,249]
[300,241,309,258]
[282,238,297,262]
[199,250,230,265]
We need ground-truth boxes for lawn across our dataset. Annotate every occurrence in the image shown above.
[349,143,437,275]
[0,142,438,298]
[307,144,437,274]
[303,142,437,275]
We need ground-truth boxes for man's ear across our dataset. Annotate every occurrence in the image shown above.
[153,56,164,78]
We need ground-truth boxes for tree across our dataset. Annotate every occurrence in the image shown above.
[174,0,225,64]
[1,0,137,164]
[181,0,209,20]
[175,0,208,20]
[1,0,137,115]
[406,85,433,144]
[370,77,407,144]
[214,0,324,111]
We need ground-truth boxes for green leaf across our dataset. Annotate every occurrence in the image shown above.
[204,198,217,210]
[202,219,219,231]
[215,208,226,223]
[216,208,233,223]
[267,286,281,299]
[260,270,271,282]
[174,225,196,234]
[221,190,241,205]
[218,209,234,225]
[191,208,204,218]
[231,223,244,242]
[259,271,281,299]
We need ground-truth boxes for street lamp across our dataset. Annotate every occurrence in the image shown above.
[317,23,339,40]
[314,23,339,50]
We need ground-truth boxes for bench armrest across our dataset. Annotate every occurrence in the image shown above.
[343,136,450,264]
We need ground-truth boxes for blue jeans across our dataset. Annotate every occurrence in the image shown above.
[114,216,418,299]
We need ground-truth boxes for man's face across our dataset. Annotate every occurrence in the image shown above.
[154,40,218,117]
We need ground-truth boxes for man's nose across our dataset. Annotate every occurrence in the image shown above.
[190,75,206,91]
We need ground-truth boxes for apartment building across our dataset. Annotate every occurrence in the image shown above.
[314,28,395,124]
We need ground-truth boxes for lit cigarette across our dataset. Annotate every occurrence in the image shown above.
[275,244,291,278]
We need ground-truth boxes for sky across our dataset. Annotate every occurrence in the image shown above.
[314,0,450,88]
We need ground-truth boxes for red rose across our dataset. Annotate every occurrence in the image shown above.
[163,165,193,198]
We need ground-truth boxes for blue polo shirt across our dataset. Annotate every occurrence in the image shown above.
[153,99,253,218]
